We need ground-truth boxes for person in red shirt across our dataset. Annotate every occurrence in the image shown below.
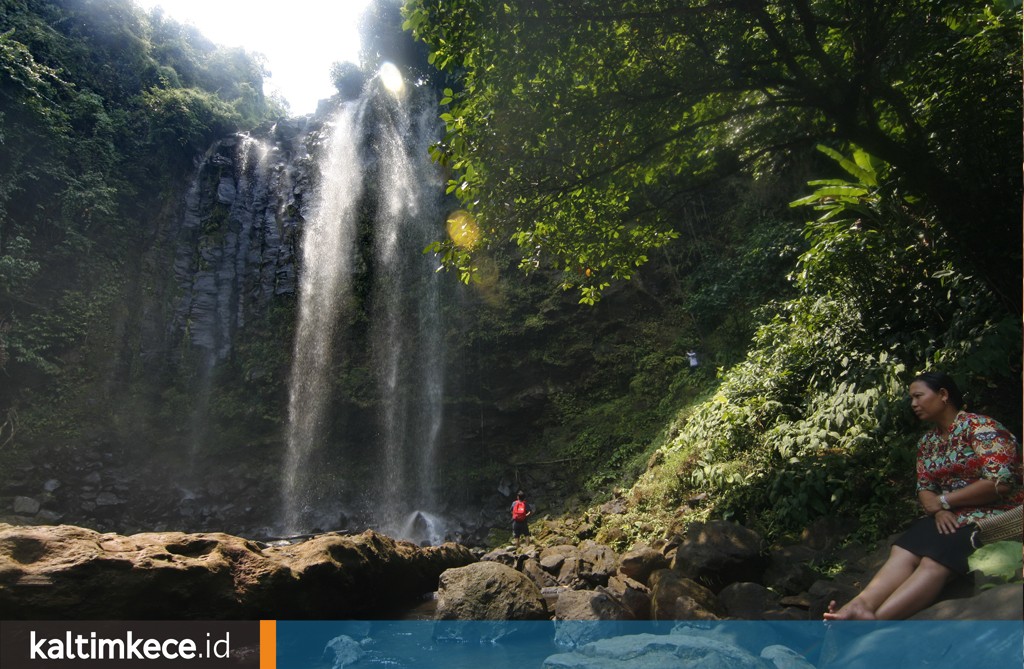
[510,490,533,549]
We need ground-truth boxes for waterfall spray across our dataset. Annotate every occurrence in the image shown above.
[369,86,446,539]
[281,101,367,533]
[281,71,447,542]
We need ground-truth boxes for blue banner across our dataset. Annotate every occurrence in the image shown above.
[276,620,1023,669]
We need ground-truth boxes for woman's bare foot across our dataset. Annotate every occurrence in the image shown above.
[823,598,877,620]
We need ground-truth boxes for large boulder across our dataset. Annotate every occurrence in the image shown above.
[763,545,819,595]
[523,557,560,589]
[434,561,548,620]
[553,588,633,621]
[605,574,652,619]
[540,546,571,572]
[576,540,619,587]
[537,542,618,589]
[649,569,724,620]
[263,530,476,618]
[540,545,582,587]
[672,521,767,591]
[910,582,1023,620]
[480,546,520,568]
[618,545,669,585]
[805,579,859,620]
[552,590,634,649]
[717,582,782,619]
[0,523,475,619]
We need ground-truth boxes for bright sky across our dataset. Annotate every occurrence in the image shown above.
[134,0,373,114]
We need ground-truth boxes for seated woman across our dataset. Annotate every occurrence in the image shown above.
[824,371,1023,620]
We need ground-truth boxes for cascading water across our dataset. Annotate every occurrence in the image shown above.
[369,83,447,542]
[281,69,447,542]
[281,101,367,534]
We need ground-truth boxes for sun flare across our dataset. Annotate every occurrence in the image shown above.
[379,62,405,95]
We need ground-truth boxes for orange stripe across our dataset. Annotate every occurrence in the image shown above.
[259,620,276,669]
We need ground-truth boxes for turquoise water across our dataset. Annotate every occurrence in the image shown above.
[277,620,1023,669]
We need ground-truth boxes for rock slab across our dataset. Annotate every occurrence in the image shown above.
[0,523,475,619]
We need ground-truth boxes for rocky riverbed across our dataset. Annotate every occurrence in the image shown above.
[1,520,1019,621]
[452,519,1022,623]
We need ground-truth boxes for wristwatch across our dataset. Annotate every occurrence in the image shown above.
[939,494,951,510]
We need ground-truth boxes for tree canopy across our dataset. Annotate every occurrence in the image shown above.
[404,0,1022,309]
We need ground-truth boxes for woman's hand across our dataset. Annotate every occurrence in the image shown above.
[934,510,960,534]
[919,491,943,516]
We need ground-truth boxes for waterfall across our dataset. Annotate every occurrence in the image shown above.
[280,75,447,542]
[370,90,446,540]
[281,101,367,534]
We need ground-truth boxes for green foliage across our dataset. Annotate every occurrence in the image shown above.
[0,236,40,297]
[0,0,282,439]
[405,0,1021,307]
[611,146,1019,544]
[360,0,435,83]
[0,26,69,117]
[968,541,1024,583]
[402,1,1020,534]
[140,86,242,155]
[330,61,366,100]
[674,317,921,536]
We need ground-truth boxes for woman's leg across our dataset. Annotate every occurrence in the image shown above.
[873,557,954,620]
[824,545,921,620]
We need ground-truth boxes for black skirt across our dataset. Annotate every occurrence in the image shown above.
[892,515,976,574]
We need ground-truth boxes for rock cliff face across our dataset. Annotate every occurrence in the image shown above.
[0,523,475,619]
[168,117,315,362]
[0,92,684,542]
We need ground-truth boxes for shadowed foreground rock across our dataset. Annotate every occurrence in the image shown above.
[0,523,475,619]
[435,561,548,620]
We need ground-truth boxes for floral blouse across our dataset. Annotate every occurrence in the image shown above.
[916,411,1024,524]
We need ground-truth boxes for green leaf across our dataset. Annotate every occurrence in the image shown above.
[815,145,877,187]
[968,541,1024,582]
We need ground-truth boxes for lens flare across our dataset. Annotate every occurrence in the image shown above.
[446,210,481,249]
[472,254,503,306]
[379,62,405,95]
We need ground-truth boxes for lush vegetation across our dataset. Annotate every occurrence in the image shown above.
[0,0,281,445]
[405,0,1021,309]
[601,147,1019,545]
[404,0,1023,543]
[0,0,1019,551]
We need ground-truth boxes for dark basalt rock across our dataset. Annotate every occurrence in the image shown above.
[671,520,767,592]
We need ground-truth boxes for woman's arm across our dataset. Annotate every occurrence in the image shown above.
[920,479,1011,515]
[920,480,1009,534]
[920,414,1019,518]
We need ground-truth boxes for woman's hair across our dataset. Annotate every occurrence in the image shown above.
[911,371,964,410]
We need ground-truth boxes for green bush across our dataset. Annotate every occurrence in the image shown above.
[614,147,1019,543]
